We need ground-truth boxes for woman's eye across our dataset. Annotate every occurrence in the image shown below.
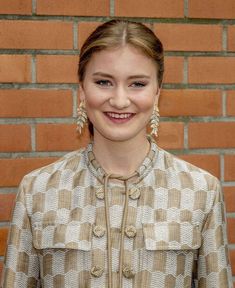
[131,82,147,88]
[95,80,112,86]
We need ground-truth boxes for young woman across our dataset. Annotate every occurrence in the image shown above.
[1,20,232,288]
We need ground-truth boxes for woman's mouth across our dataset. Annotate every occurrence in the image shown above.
[104,112,135,123]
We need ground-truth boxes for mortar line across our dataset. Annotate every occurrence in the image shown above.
[184,0,188,18]
[110,0,115,17]
[72,87,78,118]
[184,122,188,150]
[183,57,188,84]
[73,20,78,50]
[222,25,228,51]
[32,0,36,15]
[30,124,36,152]
[31,54,36,84]
[220,154,225,182]
[222,90,227,117]
[0,188,18,194]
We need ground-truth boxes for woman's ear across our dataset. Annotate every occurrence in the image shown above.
[79,83,85,101]
[155,87,161,105]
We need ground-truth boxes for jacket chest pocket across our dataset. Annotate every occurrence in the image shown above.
[141,221,201,282]
[143,222,201,251]
[32,222,92,251]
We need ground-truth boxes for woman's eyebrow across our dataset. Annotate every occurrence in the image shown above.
[92,72,113,78]
[92,72,151,79]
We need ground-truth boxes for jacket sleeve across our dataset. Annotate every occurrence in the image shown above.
[196,179,233,288]
[1,178,41,288]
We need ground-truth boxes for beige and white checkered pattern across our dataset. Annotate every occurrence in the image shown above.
[1,140,233,287]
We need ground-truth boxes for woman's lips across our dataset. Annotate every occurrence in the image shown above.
[104,112,135,124]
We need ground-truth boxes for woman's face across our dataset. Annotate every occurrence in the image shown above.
[80,44,160,143]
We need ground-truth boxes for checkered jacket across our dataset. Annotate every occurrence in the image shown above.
[1,140,233,287]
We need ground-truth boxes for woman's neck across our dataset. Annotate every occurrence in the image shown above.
[92,134,150,176]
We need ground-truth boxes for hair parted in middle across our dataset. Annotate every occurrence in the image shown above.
[78,19,164,136]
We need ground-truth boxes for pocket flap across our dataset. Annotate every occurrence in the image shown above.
[143,222,201,250]
[32,222,92,251]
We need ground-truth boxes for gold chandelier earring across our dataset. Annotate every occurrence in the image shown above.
[76,100,88,134]
[150,106,160,137]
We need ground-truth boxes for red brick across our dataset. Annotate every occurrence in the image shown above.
[189,122,235,149]
[0,194,16,222]
[0,158,58,187]
[36,124,90,152]
[157,122,184,150]
[164,57,184,84]
[188,57,235,84]
[179,155,220,178]
[223,187,235,212]
[78,22,102,49]
[228,218,235,243]
[0,0,31,14]
[0,125,31,152]
[37,0,109,16]
[188,0,235,19]
[154,24,222,51]
[0,20,73,50]
[224,155,235,182]
[0,227,8,256]
[36,55,78,84]
[227,91,235,116]
[115,0,184,18]
[230,250,235,276]
[228,26,235,51]
[159,90,222,117]
[0,89,73,118]
[0,55,31,83]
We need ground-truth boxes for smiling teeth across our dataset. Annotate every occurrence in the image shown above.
[107,112,132,119]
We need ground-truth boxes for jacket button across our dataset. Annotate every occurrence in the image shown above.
[129,186,140,200]
[96,187,104,199]
[90,265,104,277]
[93,225,106,237]
[125,225,137,238]
[122,265,135,279]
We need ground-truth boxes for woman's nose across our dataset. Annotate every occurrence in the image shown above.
[109,86,131,109]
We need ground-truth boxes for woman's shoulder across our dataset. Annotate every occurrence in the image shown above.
[154,147,220,190]
[20,147,88,190]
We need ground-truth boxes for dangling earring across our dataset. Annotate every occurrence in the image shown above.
[77,100,87,134]
[150,106,160,137]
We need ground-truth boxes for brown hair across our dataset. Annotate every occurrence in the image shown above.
[78,19,164,136]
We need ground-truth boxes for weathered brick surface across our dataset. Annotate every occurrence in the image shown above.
[0,125,31,152]
[188,0,235,19]
[0,55,31,83]
[0,0,31,14]
[0,89,73,118]
[0,21,73,50]
[37,0,110,16]
[188,123,235,149]
[154,24,222,51]
[188,57,235,84]
[160,90,222,116]
[227,91,235,116]
[115,0,184,18]
[36,55,78,83]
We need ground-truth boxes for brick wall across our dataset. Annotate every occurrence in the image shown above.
[0,0,235,285]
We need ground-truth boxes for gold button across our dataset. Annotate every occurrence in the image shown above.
[93,225,106,237]
[90,265,104,278]
[96,187,104,200]
[129,186,140,200]
[122,265,135,279]
[125,225,137,238]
